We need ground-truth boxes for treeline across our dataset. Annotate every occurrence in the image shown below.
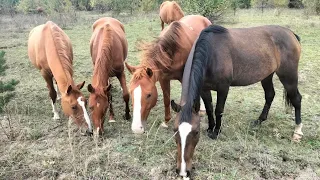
[0,0,319,17]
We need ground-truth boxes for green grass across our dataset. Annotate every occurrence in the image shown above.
[0,9,320,179]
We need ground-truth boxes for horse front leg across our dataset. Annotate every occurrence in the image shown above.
[210,86,229,139]
[200,90,215,137]
[41,70,60,120]
[159,79,171,128]
[117,72,131,120]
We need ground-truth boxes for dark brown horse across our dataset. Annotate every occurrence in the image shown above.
[171,25,302,178]
[87,17,130,135]
[125,15,211,134]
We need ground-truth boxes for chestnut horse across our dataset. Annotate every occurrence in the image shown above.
[28,21,92,134]
[125,15,211,134]
[159,1,184,30]
[87,17,130,134]
[171,25,302,178]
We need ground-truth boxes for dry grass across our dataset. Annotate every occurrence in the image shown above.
[0,9,320,179]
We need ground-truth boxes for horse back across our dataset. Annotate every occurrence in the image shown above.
[90,18,128,75]
[203,25,301,87]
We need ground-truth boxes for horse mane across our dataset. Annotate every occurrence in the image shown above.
[180,26,216,123]
[48,21,74,78]
[203,25,228,34]
[93,24,113,87]
[130,21,184,85]
[139,21,183,70]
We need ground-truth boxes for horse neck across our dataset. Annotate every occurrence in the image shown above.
[48,58,74,94]
[92,61,110,88]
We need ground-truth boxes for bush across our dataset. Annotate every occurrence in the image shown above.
[16,0,74,15]
[0,51,19,113]
[181,0,230,21]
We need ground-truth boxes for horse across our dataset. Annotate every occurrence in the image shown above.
[171,25,302,178]
[159,1,184,30]
[125,15,212,134]
[87,17,130,135]
[28,21,92,134]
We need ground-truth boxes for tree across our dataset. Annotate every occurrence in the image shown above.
[0,51,19,113]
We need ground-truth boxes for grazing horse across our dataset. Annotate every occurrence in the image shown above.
[159,1,184,30]
[125,15,211,134]
[28,21,92,134]
[171,25,302,178]
[87,17,130,134]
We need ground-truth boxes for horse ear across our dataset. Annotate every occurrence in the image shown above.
[66,85,72,95]
[87,84,95,93]
[125,62,137,74]
[146,68,153,77]
[103,84,112,94]
[77,81,85,90]
[171,100,181,112]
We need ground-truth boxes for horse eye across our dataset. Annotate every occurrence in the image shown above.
[89,106,94,110]
[146,94,151,98]
[72,106,77,110]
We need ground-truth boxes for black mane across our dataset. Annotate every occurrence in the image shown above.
[203,25,228,34]
[180,28,213,123]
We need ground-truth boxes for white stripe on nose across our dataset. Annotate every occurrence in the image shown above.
[179,122,192,177]
[132,85,144,134]
[77,97,92,132]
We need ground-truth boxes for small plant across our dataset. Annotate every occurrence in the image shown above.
[0,51,19,140]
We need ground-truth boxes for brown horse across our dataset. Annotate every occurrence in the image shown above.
[125,15,211,134]
[87,17,130,134]
[28,21,92,133]
[159,1,184,30]
[171,25,302,178]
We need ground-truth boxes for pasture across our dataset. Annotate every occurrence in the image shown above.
[1,9,320,179]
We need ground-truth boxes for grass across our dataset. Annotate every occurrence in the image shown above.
[0,9,320,179]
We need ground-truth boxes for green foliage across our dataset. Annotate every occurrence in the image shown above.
[71,0,92,11]
[0,0,20,15]
[181,0,230,20]
[0,51,19,113]
[16,0,74,14]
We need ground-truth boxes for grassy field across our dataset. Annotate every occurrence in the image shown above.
[0,8,320,179]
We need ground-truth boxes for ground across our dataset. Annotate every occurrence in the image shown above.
[0,9,319,180]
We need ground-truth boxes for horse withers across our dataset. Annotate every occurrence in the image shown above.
[159,1,184,30]
[171,25,302,178]
[87,17,130,135]
[125,15,212,134]
[28,21,92,134]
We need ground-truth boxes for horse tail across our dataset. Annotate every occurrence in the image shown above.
[172,2,184,19]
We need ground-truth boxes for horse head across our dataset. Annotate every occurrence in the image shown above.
[125,62,158,134]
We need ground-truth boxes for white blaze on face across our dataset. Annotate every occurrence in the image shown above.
[77,97,92,132]
[179,122,192,177]
[132,85,144,134]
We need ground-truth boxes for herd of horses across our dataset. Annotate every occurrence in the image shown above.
[27,1,303,179]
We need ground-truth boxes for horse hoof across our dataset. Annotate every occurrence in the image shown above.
[160,122,168,128]
[292,133,302,142]
[52,115,60,120]
[124,114,131,120]
[109,119,116,123]
[207,129,218,140]
[199,110,206,117]
[85,129,93,136]
[250,119,262,127]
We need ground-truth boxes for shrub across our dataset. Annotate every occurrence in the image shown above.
[181,0,230,21]
[0,51,19,113]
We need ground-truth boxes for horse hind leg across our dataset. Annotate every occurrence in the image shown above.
[252,73,275,126]
[41,70,60,120]
[117,72,131,120]
[277,71,302,142]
